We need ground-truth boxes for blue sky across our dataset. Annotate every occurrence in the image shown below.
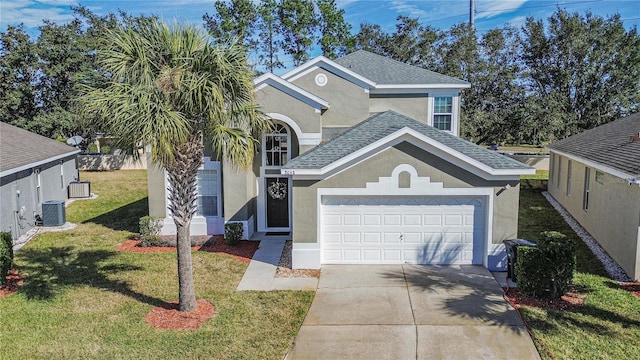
[2,0,638,35]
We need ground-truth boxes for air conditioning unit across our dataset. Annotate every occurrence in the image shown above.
[42,200,66,227]
[68,181,91,198]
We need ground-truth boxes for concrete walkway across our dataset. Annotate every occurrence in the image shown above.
[286,265,540,360]
[236,235,318,291]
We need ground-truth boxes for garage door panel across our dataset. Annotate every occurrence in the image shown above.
[363,232,381,244]
[383,214,401,225]
[364,214,381,225]
[322,196,484,265]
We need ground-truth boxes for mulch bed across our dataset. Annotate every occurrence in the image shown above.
[145,299,216,330]
[619,282,640,299]
[504,285,586,311]
[116,236,259,264]
[0,269,26,299]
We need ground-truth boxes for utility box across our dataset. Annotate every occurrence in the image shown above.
[68,181,91,198]
[503,239,537,282]
[42,200,66,227]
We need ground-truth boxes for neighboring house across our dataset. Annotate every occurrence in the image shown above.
[547,113,640,281]
[0,122,80,240]
[147,50,534,269]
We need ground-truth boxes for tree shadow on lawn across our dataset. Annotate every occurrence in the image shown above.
[16,246,166,307]
[527,303,640,336]
[81,197,149,233]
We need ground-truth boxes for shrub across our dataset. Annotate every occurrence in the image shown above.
[139,216,163,247]
[516,231,575,299]
[224,223,243,245]
[0,232,13,284]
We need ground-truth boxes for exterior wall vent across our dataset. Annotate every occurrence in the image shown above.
[42,200,66,227]
[68,181,91,198]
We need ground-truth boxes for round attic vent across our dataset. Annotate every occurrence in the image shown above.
[315,73,328,87]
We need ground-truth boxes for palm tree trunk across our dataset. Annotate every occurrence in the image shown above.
[166,132,204,312]
[176,220,196,311]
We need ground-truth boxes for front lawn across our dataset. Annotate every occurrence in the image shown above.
[0,170,313,360]
[518,189,640,359]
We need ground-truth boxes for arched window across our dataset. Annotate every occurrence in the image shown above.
[264,123,289,167]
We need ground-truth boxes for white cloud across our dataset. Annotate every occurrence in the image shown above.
[1,0,75,29]
[476,0,529,20]
[390,0,429,18]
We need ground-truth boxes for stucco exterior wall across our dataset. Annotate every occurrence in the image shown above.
[291,68,370,128]
[548,152,640,280]
[146,154,166,218]
[369,95,429,123]
[222,160,257,222]
[292,142,520,246]
[254,86,321,134]
[1,155,77,240]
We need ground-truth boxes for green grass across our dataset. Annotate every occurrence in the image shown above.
[521,170,549,180]
[1,170,314,360]
[499,145,548,153]
[518,189,640,359]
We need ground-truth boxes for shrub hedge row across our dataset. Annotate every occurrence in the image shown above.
[516,231,576,299]
[0,232,13,284]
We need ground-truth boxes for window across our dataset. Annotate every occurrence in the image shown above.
[264,123,289,167]
[34,168,41,204]
[566,160,572,196]
[583,167,591,211]
[196,169,218,216]
[433,97,453,131]
[595,170,604,184]
[60,161,64,190]
[556,157,562,189]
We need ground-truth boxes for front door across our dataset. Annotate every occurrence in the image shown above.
[265,177,289,228]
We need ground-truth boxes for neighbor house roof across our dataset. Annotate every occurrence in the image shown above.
[0,122,79,177]
[282,111,532,179]
[547,113,640,177]
[333,50,470,87]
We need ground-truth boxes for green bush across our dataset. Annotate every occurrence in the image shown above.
[0,232,13,284]
[515,231,575,299]
[224,223,243,245]
[139,216,163,247]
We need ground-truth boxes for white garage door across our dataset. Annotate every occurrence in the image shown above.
[321,196,485,265]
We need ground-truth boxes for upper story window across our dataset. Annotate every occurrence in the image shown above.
[264,123,290,167]
[433,97,453,131]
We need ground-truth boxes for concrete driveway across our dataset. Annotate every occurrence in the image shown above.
[286,265,540,360]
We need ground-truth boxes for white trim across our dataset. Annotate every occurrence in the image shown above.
[374,83,470,90]
[292,242,321,269]
[253,73,329,110]
[548,148,639,179]
[281,57,376,88]
[0,149,79,178]
[265,113,321,146]
[289,164,495,269]
[282,128,535,180]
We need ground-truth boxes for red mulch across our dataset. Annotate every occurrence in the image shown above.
[504,285,586,311]
[0,269,26,299]
[145,299,216,330]
[620,282,640,299]
[116,238,259,264]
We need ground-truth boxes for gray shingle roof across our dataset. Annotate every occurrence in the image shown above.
[547,113,640,176]
[334,50,469,86]
[284,111,531,171]
[0,122,79,174]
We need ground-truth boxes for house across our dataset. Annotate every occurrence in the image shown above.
[0,122,80,240]
[547,113,640,281]
[147,50,535,269]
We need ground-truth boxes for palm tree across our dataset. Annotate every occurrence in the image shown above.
[81,22,269,312]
